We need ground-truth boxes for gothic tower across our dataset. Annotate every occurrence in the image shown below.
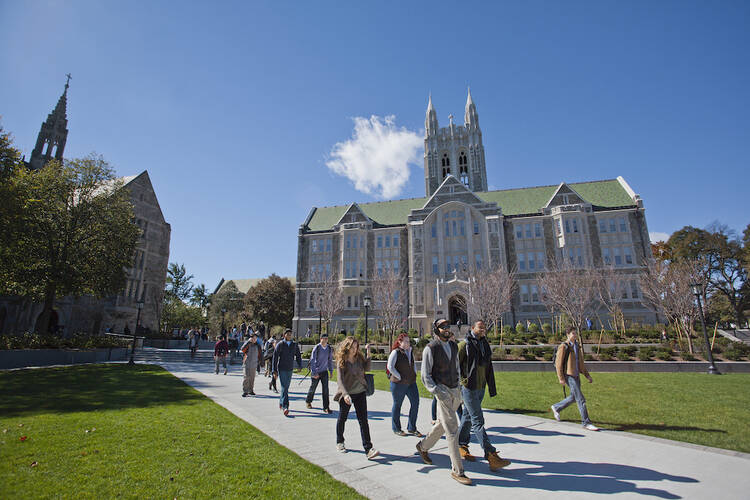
[423,88,488,197]
[28,76,70,171]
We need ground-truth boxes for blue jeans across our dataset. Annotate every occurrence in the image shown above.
[458,386,496,455]
[278,370,292,409]
[390,382,420,432]
[553,375,592,426]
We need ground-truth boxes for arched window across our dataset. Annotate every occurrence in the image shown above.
[442,153,450,167]
[459,151,467,166]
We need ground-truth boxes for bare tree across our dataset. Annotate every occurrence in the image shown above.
[592,265,630,335]
[315,270,344,335]
[371,267,407,349]
[465,264,516,341]
[538,259,599,333]
[641,258,701,353]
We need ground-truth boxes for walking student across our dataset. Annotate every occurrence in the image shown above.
[305,333,334,413]
[416,319,471,485]
[387,333,423,437]
[272,329,302,416]
[457,320,511,471]
[551,326,600,431]
[214,335,229,375]
[241,332,262,397]
[333,337,379,459]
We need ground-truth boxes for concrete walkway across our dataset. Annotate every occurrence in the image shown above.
[159,361,749,499]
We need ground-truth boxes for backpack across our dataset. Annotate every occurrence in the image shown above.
[552,342,571,373]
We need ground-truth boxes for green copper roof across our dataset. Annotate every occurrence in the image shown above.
[305,179,635,231]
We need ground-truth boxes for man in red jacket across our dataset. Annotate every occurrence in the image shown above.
[214,335,230,375]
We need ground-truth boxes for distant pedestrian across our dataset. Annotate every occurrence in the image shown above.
[306,326,312,338]
[188,329,199,358]
[305,333,334,413]
[387,333,423,437]
[457,320,511,471]
[229,327,239,360]
[333,337,379,459]
[416,319,471,485]
[241,332,262,396]
[214,335,229,375]
[272,329,302,416]
[551,326,599,431]
[263,336,276,378]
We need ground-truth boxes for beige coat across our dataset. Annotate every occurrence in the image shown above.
[555,341,589,380]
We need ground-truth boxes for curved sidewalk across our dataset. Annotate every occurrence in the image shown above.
[161,361,749,499]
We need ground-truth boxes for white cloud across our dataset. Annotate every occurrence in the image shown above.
[326,115,422,199]
[649,231,670,243]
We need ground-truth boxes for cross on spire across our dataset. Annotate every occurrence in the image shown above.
[65,73,72,91]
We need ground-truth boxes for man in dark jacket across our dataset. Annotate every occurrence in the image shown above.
[214,335,230,375]
[457,320,510,471]
[272,329,302,416]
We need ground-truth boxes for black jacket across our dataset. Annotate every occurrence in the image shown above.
[272,340,302,372]
[459,332,497,397]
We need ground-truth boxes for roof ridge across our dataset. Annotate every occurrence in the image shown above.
[483,178,619,194]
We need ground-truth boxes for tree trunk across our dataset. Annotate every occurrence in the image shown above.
[36,286,57,334]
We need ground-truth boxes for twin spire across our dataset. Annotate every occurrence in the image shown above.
[425,87,479,134]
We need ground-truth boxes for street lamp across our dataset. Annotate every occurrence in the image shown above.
[690,283,721,375]
[129,300,144,365]
[221,308,227,336]
[363,295,371,344]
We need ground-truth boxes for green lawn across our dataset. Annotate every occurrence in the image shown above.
[0,365,364,500]
[372,371,750,454]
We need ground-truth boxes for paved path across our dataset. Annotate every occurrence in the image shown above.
[160,361,749,499]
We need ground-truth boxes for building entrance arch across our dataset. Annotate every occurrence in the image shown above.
[448,295,467,327]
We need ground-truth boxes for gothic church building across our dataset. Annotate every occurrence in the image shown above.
[293,91,655,336]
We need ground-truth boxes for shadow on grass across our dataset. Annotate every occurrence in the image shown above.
[598,421,728,434]
[0,364,203,418]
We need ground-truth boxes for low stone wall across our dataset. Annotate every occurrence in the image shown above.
[0,348,129,370]
[368,360,750,373]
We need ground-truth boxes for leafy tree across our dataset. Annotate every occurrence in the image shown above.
[0,154,140,333]
[190,283,210,309]
[208,281,244,335]
[0,122,22,179]
[165,263,194,301]
[161,295,205,334]
[244,274,294,331]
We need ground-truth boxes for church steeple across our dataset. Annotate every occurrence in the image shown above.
[29,75,70,170]
[425,93,438,135]
[464,87,479,129]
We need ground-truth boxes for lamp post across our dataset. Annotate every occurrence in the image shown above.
[363,295,371,344]
[690,283,721,375]
[129,300,144,365]
[221,308,227,337]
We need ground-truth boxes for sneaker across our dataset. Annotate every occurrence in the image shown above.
[394,430,407,437]
[366,448,380,460]
[551,405,561,421]
[242,393,248,397]
[223,369,228,375]
[283,408,289,417]
[416,441,432,465]
[458,445,476,462]
[336,442,346,453]
[486,451,511,471]
[451,472,472,485]
[406,430,424,438]
[306,402,312,409]
[324,408,332,414]
[249,391,255,396]
[584,423,600,431]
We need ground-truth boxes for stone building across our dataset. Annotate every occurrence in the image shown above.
[295,90,656,335]
[0,81,170,335]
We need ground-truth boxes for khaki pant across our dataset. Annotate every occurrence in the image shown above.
[243,358,257,393]
[419,385,463,475]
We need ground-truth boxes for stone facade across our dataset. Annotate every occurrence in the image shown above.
[0,83,170,336]
[292,92,656,336]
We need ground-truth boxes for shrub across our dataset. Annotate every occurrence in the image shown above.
[528,323,540,333]
[515,322,526,333]
[681,353,697,361]
[598,353,614,361]
[491,347,506,360]
[622,346,638,356]
[510,347,525,359]
[415,336,431,349]
[655,350,672,361]
[584,353,594,361]
[616,351,631,361]
[0,333,129,350]
[601,346,618,357]
[301,350,311,359]
[637,348,653,361]
[543,352,554,361]
[542,323,552,335]
[502,325,514,335]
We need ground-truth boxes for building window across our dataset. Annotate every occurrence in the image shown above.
[360,236,364,248]
[475,253,482,270]
[528,253,535,270]
[521,285,529,303]
[459,220,465,236]
[445,220,450,237]
[565,220,571,233]
[326,263,331,277]
[619,217,627,232]
[347,296,352,308]
[377,236,383,248]
[432,256,438,275]
[346,236,351,249]
[630,280,639,298]
[614,247,622,266]
[385,235,391,248]
[525,224,532,238]
[326,239,331,252]
[603,248,611,265]
[534,223,541,237]
[599,220,607,233]
[573,219,579,233]
[624,247,633,265]
[393,235,399,247]
[309,293,314,309]
[556,219,562,235]
[518,253,526,271]
[393,260,399,273]
[311,240,318,253]
[377,261,383,276]
[531,285,539,303]
[474,222,480,235]
[516,225,523,239]
[577,247,583,266]
[431,224,436,238]
[609,219,616,233]
[537,252,545,270]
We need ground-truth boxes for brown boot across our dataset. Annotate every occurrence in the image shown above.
[459,445,476,462]
[451,472,472,485]
[487,451,511,471]
[416,441,433,465]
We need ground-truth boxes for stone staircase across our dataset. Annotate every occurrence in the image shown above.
[717,329,750,345]
[132,347,244,365]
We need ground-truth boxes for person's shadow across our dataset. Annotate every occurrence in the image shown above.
[463,458,697,498]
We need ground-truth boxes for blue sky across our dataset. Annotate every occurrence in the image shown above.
[2,1,749,290]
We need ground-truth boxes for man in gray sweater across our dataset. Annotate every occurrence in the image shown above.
[305,333,334,413]
[415,318,472,486]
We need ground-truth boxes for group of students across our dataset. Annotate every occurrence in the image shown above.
[228,319,599,485]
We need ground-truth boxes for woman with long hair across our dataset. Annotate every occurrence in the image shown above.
[333,336,379,459]
[387,333,423,437]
